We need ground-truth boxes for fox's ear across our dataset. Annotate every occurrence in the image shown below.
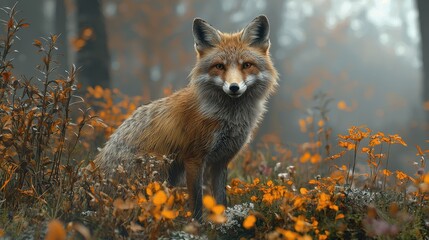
[241,15,270,51]
[193,18,221,54]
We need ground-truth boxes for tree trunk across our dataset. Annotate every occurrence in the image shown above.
[55,0,69,73]
[75,0,110,89]
[257,0,285,138]
[417,0,429,104]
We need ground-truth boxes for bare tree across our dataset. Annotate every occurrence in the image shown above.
[55,0,68,73]
[417,0,429,104]
[75,0,110,89]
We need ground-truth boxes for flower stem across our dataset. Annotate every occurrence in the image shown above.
[350,141,359,187]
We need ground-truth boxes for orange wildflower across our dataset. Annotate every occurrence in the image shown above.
[243,215,257,229]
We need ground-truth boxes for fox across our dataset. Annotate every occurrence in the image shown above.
[94,15,279,221]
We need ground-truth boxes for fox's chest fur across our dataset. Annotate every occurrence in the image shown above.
[197,88,266,165]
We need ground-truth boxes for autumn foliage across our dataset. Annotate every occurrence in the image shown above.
[1,4,429,240]
[0,5,106,208]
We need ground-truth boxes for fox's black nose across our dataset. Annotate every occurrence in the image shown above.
[229,83,240,93]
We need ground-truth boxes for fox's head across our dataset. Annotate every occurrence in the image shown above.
[190,15,278,101]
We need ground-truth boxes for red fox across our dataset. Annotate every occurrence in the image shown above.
[94,15,279,220]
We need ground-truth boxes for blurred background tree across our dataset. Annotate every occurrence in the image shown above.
[417,0,429,105]
[75,0,110,89]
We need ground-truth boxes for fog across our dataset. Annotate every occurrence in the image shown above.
[3,0,427,172]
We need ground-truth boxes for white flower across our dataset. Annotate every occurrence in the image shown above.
[216,203,255,234]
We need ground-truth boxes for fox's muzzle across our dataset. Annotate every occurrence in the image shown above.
[229,83,240,93]
[223,82,247,98]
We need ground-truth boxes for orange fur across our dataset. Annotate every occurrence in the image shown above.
[137,88,219,160]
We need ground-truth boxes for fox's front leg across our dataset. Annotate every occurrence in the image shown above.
[184,159,204,221]
[208,162,228,206]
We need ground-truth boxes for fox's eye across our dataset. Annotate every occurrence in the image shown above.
[215,63,225,70]
[243,62,252,69]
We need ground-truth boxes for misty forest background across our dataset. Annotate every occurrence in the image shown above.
[4,0,429,173]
